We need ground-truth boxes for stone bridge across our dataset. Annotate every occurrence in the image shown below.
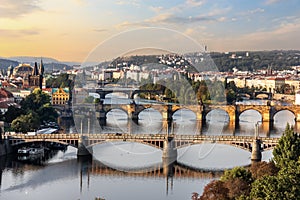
[93,88,163,99]
[75,102,300,133]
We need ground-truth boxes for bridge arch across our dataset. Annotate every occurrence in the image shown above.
[175,142,253,152]
[205,108,230,124]
[87,140,163,150]
[172,108,197,121]
[138,108,163,121]
[272,109,296,122]
[106,92,130,99]
[238,109,262,123]
[11,140,77,149]
[237,106,263,121]
[134,106,164,119]
[105,107,129,117]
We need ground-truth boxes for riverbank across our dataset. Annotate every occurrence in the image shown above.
[0,140,13,156]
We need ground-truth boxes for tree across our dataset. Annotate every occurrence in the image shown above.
[4,106,24,123]
[21,88,51,112]
[250,161,279,179]
[224,178,250,199]
[250,175,282,200]
[11,112,40,133]
[199,180,230,200]
[273,124,300,169]
[20,88,57,125]
[38,103,59,123]
[84,96,95,103]
[220,167,252,184]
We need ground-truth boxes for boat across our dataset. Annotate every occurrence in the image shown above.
[29,147,44,155]
[17,147,44,155]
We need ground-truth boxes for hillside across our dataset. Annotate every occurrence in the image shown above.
[0,58,19,71]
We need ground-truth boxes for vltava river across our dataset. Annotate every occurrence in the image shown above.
[1,98,291,200]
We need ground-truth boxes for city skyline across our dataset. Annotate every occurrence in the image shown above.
[0,0,299,62]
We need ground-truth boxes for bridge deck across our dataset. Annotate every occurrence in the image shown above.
[4,133,280,151]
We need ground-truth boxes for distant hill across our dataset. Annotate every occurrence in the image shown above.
[43,62,72,72]
[8,56,59,64]
[0,56,73,73]
[0,58,19,71]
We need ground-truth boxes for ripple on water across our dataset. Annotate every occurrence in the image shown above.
[177,144,252,171]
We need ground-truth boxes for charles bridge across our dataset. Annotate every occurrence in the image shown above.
[87,101,300,135]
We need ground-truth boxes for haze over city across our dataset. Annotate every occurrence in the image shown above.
[0,0,299,62]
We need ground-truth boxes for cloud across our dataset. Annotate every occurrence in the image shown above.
[0,0,41,18]
[146,13,218,25]
[248,8,265,14]
[265,0,283,5]
[0,29,40,37]
[185,0,206,7]
[149,6,164,13]
[93,29,108,32]
[115,0,140,7]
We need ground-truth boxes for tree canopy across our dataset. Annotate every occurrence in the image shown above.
[197,124,300,200]
[7,88,58,133]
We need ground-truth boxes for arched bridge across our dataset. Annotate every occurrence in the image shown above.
[89,102,300,133]
[6,133,279,153]
[93,88,163,99]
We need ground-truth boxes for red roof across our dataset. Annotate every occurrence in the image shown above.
[0,88,14,99]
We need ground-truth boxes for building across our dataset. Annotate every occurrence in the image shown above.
[10,63,33,78]
[25,60,45,89]
[51,88,70,105]
[0,88,19,113]
[9,60,45,89]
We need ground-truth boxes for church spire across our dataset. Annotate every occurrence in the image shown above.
[39,58,44,75]
[33,62,39,76]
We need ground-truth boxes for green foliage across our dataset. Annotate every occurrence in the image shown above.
[7,88,58,132]
[4,106,24,123]
[196,119,300,200]
[221,167,252,184]
[84,96,95,103]
[11,112,40,133]
[273,124,300,169]
[46,73,74,89]
[21,88,51,112]
[250,175,282,200]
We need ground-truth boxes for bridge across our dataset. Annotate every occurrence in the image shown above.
[4,133,279,162]
[73,101,300,134]
[92,88,163,99]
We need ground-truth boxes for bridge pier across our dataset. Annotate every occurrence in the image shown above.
[77,135,92,156]
[251,139,262,162]
[261,122,271,137]
[96,111,107,127]
[195,120,202,134]
[162,137,177,164]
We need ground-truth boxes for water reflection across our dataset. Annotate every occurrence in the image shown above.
[0,147,220,200]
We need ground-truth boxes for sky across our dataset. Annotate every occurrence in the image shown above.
[0,0,299,62]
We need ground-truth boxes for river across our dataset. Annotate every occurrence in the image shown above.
[1,98,292,200]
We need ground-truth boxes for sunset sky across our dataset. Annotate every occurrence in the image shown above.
[0,0,299,62]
